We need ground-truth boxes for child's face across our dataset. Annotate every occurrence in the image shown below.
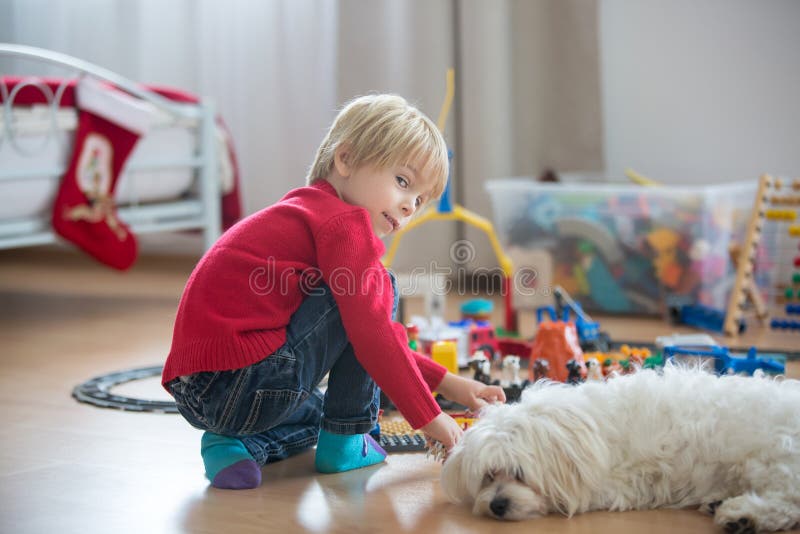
[337,162,435,238]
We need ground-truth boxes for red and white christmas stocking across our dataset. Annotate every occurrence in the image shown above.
[52,78,152,270]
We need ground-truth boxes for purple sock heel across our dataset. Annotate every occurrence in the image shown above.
[210,459,261,489]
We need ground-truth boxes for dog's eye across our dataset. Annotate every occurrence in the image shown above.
[515,471,525,483]
[483,472,495,484]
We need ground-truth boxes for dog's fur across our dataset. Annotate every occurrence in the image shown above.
[441,365,800,532]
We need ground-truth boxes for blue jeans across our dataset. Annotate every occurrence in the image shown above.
[167,272,398,466]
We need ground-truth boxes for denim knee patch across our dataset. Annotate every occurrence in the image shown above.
[238,388,309,435]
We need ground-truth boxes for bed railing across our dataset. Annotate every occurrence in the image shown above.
[0,43,221,251]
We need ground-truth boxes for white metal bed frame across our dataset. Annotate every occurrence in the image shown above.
[0,43,222,252]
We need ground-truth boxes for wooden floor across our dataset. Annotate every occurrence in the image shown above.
[1,248,798,534]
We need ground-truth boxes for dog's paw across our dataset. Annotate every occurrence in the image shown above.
[723,517,756,534]
[714,496,761,533]
[699,500,722,515]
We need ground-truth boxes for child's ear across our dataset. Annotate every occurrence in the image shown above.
[333,145,352,178]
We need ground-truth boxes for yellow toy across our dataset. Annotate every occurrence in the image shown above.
[431,340,459,375]
[625,168,662,187]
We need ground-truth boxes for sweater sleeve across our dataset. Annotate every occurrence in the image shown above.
[411,344,448,391]
[316,212,444,429]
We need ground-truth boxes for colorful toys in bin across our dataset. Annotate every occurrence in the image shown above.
[487,176,757,317]
[646,227,685,289]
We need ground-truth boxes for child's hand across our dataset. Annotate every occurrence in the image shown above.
[463,380,507,410]
[420,412,464,451]
[437,373,507,411]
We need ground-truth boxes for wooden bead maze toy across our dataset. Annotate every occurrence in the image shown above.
[725,174,800,335]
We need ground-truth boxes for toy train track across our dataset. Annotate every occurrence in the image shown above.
[72,365,178,413]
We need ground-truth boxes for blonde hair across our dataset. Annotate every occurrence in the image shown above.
[307,94,449,201]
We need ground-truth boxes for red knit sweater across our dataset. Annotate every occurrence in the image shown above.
[162,180,446,429]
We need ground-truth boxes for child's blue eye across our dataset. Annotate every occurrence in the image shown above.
[396,176,408,188]
[415,196,423,207]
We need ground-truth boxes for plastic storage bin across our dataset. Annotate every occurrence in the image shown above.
[486,177,758,315]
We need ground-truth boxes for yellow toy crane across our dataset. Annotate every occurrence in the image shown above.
[381,69,518,331]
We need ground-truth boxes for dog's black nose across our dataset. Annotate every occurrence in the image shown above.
[490,496,510,517]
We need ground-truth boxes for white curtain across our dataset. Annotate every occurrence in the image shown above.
[0,0,601,271]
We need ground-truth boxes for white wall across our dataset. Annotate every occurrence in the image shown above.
[600,0,800,184]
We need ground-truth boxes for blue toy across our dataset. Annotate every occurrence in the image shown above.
[461,299,494,318]
[668,302,746,335]
[554,286,611,351]
[536,286,611,352]
[535,305,558,324]
[726,347,786,375]
[664,345,785,375]
[770,318,800,330]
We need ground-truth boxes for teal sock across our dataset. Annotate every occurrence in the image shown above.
[314,429,388,474]
[201,431,261,489]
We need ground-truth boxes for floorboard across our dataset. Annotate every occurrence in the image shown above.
[1,248,798,534]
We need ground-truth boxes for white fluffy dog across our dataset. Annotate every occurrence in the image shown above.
[441,366,800,532]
